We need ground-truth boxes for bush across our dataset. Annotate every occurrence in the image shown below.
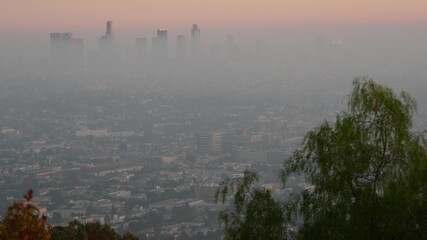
[0,189,52,240]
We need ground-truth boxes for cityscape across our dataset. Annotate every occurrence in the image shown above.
[48,21,274,74]
[2,1,427,239]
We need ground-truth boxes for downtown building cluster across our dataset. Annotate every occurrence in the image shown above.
[49,21,242,74]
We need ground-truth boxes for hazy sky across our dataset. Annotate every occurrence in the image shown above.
[2,0,427,31]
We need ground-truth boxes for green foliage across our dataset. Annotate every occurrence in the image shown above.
[0,190,138,240]
[0,189,52,240]
[215,170,286,240]
[121,232,139,240]
[282,78,427,239]
[50,220,138,240]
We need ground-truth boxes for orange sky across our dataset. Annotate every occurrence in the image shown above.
[1,0,427,31]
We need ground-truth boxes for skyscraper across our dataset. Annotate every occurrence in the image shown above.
[191,24,201,57]
[153,28,168,60]
[99,21,116,51]
[50,32,84,72]
[176,35,187,59]
[191,24,200,40]
[106,21,114,40]
[157,28,167,40]
[93,20,119,72]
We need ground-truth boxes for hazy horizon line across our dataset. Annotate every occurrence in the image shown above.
[2,19,427,33]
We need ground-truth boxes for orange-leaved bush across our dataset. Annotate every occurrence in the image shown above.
[0,189,52,240]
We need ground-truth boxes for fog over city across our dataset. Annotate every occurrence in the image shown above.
[2,22,427,120]
[1,18,427,239]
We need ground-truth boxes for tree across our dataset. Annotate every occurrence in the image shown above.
[50,220,138,240]
[0,189,52,240]
[282,78,427,239]
[215,170,286,240]
[121,232,139,240]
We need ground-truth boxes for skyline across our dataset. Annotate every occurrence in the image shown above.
[2,0,427,31]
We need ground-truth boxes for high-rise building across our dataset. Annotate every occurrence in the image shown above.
[106,21,114,40]
[197,132,222,155]
[191,24,201,57]
[152,28,168,60]
[176,35,187,59]
[191,24,200,41]
[157,28,167,39]
[50,32,84,72]
[91,20,119,72]
[99,21,116,52]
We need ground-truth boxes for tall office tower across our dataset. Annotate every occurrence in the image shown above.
[92,21,119,72]
[176,35,187,59]
[135,38,148,61]
[191,24,201,57]
[106,21,114,40]
[197,132,222,155]
[157,28,168,39]
[152,28,168,60]
[99,21,116,52]
[50,33,84,72]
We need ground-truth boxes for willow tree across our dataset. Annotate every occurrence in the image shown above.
[215,170,286,240]
[282,78,427,239]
